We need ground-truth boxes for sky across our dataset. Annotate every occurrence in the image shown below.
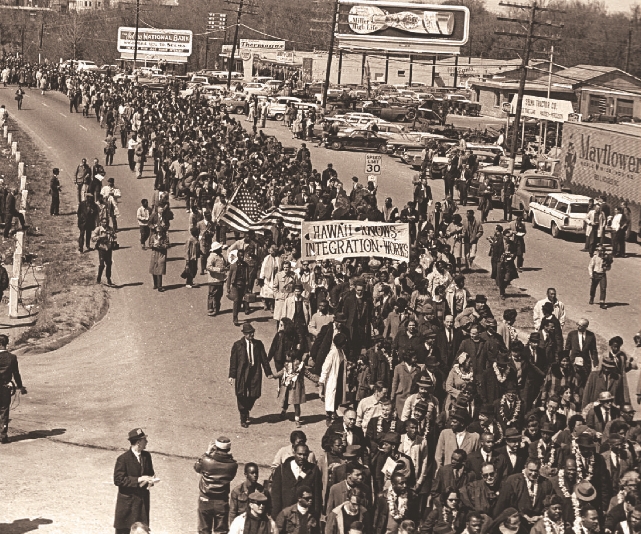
[483,0,638,13]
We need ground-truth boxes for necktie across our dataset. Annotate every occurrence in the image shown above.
[248,341,254,366]
[604,408,609,423]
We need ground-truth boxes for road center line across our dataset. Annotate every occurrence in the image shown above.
[79,124,87,131]
[42,102,49,107]
[59,112,66,117]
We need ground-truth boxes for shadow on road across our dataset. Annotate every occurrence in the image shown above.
[605,302,629,308]
[9,428,66,443]
[0,320,36,330]
[0,518,54,533]
[520,267,542,272]
[113,282,144,289]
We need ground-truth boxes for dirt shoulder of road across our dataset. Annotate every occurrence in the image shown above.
[0,117,108,354]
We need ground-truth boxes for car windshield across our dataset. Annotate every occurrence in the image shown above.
[569,203,590,214]
[525,178,559,189]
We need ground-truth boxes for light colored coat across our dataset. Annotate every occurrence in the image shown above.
[320,345,348,413]
[284,295,311,324]
[434,428,480,469]
[259,254,281,300]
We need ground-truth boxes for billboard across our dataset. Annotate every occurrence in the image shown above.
[239,40,286,50]
[561,122,641,204]
[335,0,469,54]
[510,95,576,123]
[117,27,193,57]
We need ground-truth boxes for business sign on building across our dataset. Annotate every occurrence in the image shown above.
[510,95,576,123]
[301,221,410,262]
[239,40,286,50]
[561,122,641,203]
[335,1,469,55]
[117,27,193,59]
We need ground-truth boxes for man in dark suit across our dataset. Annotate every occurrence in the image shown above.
[77,192,99,253]
[435,314,463,369]
[466,431,508,481]
[271,443,323,519]
[322,408,367,452]
[226,249,250,326]
[229,323,273,428]
[431,449,477,503]
[565,319,598,371]
[586,391,620,435]
[527,396,568,434]
[494,457,554,528]
[496,428,529,476]
[113,428,156,534]
[342,280,373,356]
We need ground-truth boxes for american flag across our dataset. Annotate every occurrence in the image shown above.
[220,183,307,233]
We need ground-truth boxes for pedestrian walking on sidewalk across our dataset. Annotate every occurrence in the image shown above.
[588,245,612,309]
[0,334,27,444]
[229,323,273,428]
[113,428,156,534]
[14,85,24,110]
[91,216,116,286]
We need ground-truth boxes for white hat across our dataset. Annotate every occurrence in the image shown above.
[210,241,223,252]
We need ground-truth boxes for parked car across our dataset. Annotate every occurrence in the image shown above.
[223,93,248,114]
[267,96,302,120]
[467,166,513,204]
[243,82,269,96]
[326,129,388,152]
[362,100,417,122]
[511,172,563,214]
[529,193,592,238]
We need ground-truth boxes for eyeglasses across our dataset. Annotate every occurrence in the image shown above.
[482,472,496,479]
[251,502,266,506]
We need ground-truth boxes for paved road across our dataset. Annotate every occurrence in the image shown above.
[1,89,639,533]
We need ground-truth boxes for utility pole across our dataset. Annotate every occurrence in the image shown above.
[626,19,632,73]
[226,0,244,90]
[311,0,339,110]
[496,1,564,173]
[133,0,141,71]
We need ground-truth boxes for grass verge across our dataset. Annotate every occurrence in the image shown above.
[0,117,108,353]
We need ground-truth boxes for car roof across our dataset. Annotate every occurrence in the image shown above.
[547,193,592,202]
[477,165,512,174]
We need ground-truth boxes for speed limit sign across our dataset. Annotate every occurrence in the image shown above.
[365,154,382,175]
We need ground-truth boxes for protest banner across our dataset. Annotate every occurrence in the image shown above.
[301,220,410,262]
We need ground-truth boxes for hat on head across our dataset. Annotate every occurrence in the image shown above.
[241,323,255,334]
[475,294,487,303]
[249,491,268,503]
[215,436,231,450]
[467,209,475,215]
[210,241,223,252]
[128,428,146,441]
[529,332,540,342]
[418,375,434,388]
[481,404,495,416]
[293,283,304,291]
[574,481,597,502]
[541,422,556,434]
[599,391,614,402]
[382,432,401,446]
[497,352,511,365]
[577,433,596,448]
[505,428,521,441]
[334,312,347,324]
[450,408,470,423]
[344,445,362,458]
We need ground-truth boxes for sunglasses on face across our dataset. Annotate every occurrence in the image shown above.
[482,472,496,479]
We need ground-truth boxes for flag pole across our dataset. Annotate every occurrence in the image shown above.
[215,169,242,224]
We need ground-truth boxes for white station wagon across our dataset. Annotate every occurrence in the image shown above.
[529,193,592,238]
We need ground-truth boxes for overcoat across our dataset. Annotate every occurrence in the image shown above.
[113,449,155,529]
[229,337,272,399]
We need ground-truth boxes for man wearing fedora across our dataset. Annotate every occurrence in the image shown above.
[586,391,620,436]
[583,353,624,408]
[113,428,156,534]
[496,428,529,476]
[527,422,561,474]
[435,408,480,470]
[229,323,273,428]
[566,432,612,513]
[206,241,227,317]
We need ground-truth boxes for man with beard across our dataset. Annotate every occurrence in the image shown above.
[228,492,276,534]
[373,473,418,534]
[466,432,508,480]
[460,462,501,517]
[366,398,402,450]
[549,457,580,526]
[311,313,350,376]
[494,458,554,528]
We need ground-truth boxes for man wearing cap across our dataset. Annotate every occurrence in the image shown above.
[229,323,273,428]
[586,391,620,436]
[206,241,227,316]
[194,436,239,534]
[228,491,276,534]
[582,353,624,408]
[0,334,26,444]
[565,319,598,371]
[113,428,156,534]
[435,408,480,470]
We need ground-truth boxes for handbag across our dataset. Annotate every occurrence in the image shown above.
[180,263,190,279]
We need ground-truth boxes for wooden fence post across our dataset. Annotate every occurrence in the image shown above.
[8,231,24,318]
